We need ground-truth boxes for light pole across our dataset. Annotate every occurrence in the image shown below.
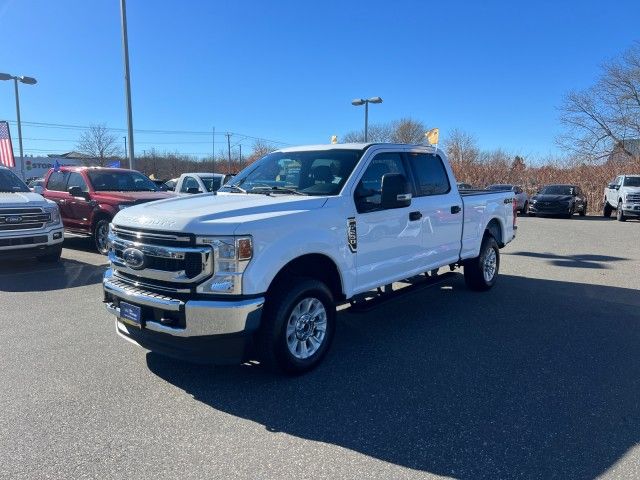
[0,73,37,179]
[120,0,135,170]
[351,96,382,142]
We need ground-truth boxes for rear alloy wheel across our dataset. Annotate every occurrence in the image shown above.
[603,201,613,218]
[463,235,500,291]
[93,218,111,254]
[617,201,626,222]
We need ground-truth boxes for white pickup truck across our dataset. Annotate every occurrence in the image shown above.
[0,166,64,262]
[103,143,516,373]
[603,174,640,221]
[173,172,230,195]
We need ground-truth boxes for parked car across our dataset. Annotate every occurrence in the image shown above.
[0,166,64,262]
[486,184,529,213]
[529,184,587,218]
[27,178,45,192]
[103,143,516,374]
[150,179,171,191]
[603,174,640,221]
[174,172,229,195]
[41,167,173,253]
[163,178,179,191]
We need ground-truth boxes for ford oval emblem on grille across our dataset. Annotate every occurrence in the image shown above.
[122,248,146,270]
[5,215,23,224]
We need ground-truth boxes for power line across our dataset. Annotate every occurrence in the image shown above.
[5,120,291,145]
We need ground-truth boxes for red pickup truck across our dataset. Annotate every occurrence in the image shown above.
[41,167,173,253]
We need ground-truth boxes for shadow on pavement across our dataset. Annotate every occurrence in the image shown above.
[0,257,105,292]
[62,235,98,253]
[147,274,640,479]
[506,251,628,269]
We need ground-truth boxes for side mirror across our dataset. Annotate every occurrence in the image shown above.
[68,185,86,198]
[33,185,44,195]
[186,187,201,194]
[381,173,412,209]
[608,183,618,189]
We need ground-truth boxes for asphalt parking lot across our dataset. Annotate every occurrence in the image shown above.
[1,217,639,480]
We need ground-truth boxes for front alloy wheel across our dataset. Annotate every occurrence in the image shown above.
[285,297,328,360]
[93,218,111,254]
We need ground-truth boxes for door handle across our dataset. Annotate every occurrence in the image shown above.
[451,205,461,214]
[409,211,422,221]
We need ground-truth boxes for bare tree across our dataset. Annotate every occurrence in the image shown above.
[444,129,480,165]
[390,117,426,143]
[342,123,394,143]
[557,43,640,162]
[76,124,121,166]
[246,139,277,164]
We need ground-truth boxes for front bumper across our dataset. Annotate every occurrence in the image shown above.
[529,203,572,215]
[0,227,64,258]
[622,203,640,216]
[103,268,264,364]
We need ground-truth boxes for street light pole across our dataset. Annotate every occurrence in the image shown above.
[120,0,135,170]
[351,96,383,142]
[0,72,37,180]
[13,79,24,178]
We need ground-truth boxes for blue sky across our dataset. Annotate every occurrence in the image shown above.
[0,0,638,160]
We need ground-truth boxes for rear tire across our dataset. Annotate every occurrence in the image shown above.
[93,217,111,254]
[37,246,62,263]
[258,278,336,374]
[603,201,612,218]
[616,201,626,222]
[463,235,500,291]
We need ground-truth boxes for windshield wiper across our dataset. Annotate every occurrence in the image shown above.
[223,184,248,193]
[250,186,307,196]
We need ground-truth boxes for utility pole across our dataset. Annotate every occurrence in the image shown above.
[120,0,135,170]
[226,132,231,174]
[212,126,215,174]
[239,144,242,165]
[123,136,127,160]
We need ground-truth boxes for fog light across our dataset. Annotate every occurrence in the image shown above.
[53,232,62,240]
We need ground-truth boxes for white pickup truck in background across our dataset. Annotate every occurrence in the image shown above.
[0,166,64,262]
[103,143,516,373]
[604,174,640,221]
[173,172,231,195]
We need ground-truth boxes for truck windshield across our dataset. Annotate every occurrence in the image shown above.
[0,169,29,193]
[538,185,573,195]
[221,149,363,196]
[87,171,159,192]
[201,177,223,192]
[623,176,640,187]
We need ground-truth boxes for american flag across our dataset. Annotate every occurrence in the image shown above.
[0,121,16,168]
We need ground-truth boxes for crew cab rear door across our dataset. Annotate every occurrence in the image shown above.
[351,150,424,292]
[404,150,463,270]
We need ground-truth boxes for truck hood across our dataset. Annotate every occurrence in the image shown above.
[113,192,328,235]
[0,191,50,207]
[621,187,640,194]
[93,191,174,204]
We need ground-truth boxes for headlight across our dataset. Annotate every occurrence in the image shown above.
[196,236,253,294]
[44,205,61,224]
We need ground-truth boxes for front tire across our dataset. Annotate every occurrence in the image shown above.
[463,235,500,291]
[617,201,626,222]
[93,217,111,254]
[258,278,336,374]
[579,203,587,216]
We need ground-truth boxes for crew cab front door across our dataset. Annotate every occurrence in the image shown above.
[352,151,424,293]
[65,172,93,231]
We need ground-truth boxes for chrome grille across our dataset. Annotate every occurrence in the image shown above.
[0,207,50,231]
[626,193,640,203]
[108,227,213,293]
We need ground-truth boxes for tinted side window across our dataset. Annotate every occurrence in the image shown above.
[181,176,199,192]
[47,171,69,191]
[355,152,407,212]
[67,172,88,192]
[406,153,450,196]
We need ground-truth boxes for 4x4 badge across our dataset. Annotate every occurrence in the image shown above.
[347,217,357,253]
